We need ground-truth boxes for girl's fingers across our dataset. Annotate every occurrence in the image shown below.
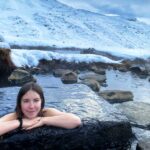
[26,124,39,130]
[23,117,42,130]
[26,120,42,130]
[25,126,35,130]
[25,124,37,130]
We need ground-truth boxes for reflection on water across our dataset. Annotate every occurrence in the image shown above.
[0,86,20,116]
[101,70,150,103]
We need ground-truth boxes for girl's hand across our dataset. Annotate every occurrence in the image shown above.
[22,117,42,129]
[24,117,44,130]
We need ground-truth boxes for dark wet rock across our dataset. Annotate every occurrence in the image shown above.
[8,69,36,86]
[53,69,72,77]
[0,120,133,150]
[82,48,95,54]
[61,71,77,84]
[18,66,42,75]
[10,45,55,50]
[0,43,16,76]
[115,102,150,129]
[117,65,129,72]
[99,90,133,103]
[145,63,150,76]
[38,59,84,73]
[129,66,142,73]
[130,65,149,79]
[38,58,112,74]
[126,58,150,78]
[136,139,150,150]
[90,65,106,75]
[38,59,55,73]
[127,17,137,22]
[79,72,106,84]
[81,48,123,61]
[80,79,100,92]
[118,58,150,79]
[0,43,16,86]
[29,67,41,74]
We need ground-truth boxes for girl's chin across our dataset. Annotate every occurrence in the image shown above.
[25,114,38,119]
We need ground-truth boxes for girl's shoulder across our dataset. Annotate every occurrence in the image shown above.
[0,112,17,122]
[42,108,65,117]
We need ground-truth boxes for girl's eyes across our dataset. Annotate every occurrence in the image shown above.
[34,99,40,102]
[22,99,41,103]
[22,99,29,103]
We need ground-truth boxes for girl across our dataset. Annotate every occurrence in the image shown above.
[0,82,81,136]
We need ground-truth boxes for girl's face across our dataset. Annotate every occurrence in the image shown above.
[21,90,42,119]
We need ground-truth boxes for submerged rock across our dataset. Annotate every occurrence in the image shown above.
[132,127,150,150]
[115,102,150,129]
[136,138,150,150]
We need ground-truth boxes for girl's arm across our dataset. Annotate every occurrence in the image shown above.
[0,113,19,136]
[42,114,81,129]
[0,113,40,136]
[43,108,81,129]
[26,108,81,130]
[0,120,20,136]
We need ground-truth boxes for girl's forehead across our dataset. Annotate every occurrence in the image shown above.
[26,90,38,94]
[22,90,40,98]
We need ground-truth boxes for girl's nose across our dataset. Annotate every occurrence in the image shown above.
[29,101,34,108]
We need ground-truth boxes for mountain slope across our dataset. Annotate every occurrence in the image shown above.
[0,0,150,50]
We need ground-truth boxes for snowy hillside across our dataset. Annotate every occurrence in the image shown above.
[0,0,150,50]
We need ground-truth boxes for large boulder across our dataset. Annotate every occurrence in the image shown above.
[0,42,16,86]
[0,120,132,150]
[80,79,100,92]
[90,65,106,75]
[130,65,149,79]
[8,69,36,86]
[0,43,15,77]
[61,71,78,84]
[79,72,106,83]
[53,69,72,77]
[99,90,133,103]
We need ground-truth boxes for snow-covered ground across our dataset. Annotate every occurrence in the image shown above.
[11,49,122,67]
[0,0,150,67]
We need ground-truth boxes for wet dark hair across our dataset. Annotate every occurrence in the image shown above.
[15,82,45,118]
